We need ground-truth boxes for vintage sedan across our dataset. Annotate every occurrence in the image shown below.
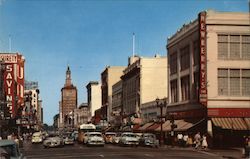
[86,132,105,146]
[139,133,159,148]
[0,140,25,159]
[63,135,74,145]
[119,132,139,146]
[104,132,117,144]
[31,132,43,144]
[43,135,64,148]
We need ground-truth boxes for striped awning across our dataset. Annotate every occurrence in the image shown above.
[212,117,249,130]
[138,122,154,131]
[146,123,160,131]
[244,118,250,129]
[155,119,205,132]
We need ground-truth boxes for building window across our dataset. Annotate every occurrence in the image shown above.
[218,34,250,60]
[218,35,228,59]
[229,35,240,60]
[170,53,177,75]
[181,75,190,101]
[193,72,199,100]
[180,45,190,71]
[242,69,250,96]
[218,68,250,96]
[229,69,240,96]
[170,80,178,103]
[193,40,199,66]
[218,69,228,95]
[242,35,250,59]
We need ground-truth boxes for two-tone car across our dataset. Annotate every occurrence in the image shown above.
[139,133,159,148]
[43,135,64,148]
[119,132,139,146]
[86,132,105,146]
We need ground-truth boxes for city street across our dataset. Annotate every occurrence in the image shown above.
[21,141,225,159]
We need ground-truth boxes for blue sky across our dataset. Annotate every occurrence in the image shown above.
[0,0,248,125]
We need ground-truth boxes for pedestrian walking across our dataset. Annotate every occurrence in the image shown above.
[183,134,188,147]
[187,134,193,147]
[194,132,201,149]
[177,133,183,147]
[202,134,208,150]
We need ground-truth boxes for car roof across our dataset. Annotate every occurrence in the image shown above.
[105,132,116,135]
[122,132,135,135]
[88,132,102,134]
[0,140,16,147]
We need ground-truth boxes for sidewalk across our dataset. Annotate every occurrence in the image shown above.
[163,146,245,159]
[208,147,243,159]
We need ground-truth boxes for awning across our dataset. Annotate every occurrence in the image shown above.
[132,124,141,131]
[212,117,249,130]
[155,119,204,132]
[244,118,250,129]
[155,121,171,131]
[146,123,160,131]
[138,122,154,131]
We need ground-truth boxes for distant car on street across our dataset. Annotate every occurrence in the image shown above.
[86,132,105,146]
[119,132,139,146]
[0,140,25,159]
[31,132,43,144]
[43,134,64,148]
[104,132,117,144]
[139,133,159,148]
[112,133,121,144]
[62,135,74,145]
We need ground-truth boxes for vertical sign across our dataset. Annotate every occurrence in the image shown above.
[4,63,15,118]
[199,12,207,106]
[1,53,25,118]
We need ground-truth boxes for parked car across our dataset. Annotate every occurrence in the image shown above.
[31,132,43,144]
[139,133,159,148]
[71,131,78,141]
[63,135,74,145]
[86,132,105,146]
[104,132,116,144]
[112,133,121,144]
[119,132,139,146]
[43,134,64,148]
[0,140,25,159]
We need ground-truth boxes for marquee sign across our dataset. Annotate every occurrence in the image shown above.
[199,12,207,106]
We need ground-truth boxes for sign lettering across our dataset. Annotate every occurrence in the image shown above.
[199,12,207,106]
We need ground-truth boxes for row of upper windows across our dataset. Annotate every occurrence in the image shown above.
[218,35,250,60]
[169,34,250,75]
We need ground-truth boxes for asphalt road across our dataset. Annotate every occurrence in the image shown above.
[21,141,223,159]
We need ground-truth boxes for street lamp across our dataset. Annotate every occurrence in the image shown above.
[156,97,167,146]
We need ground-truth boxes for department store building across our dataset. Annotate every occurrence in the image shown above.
[167,10,250,146]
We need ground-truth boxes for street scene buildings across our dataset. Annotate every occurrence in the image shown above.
[0,9,249,158]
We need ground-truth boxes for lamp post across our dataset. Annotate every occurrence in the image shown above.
[156,97,167,146]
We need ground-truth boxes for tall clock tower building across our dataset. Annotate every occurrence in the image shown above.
[59,66,77,129]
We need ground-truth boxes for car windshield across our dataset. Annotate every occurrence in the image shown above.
[89,133,102,137]
[123,134,136,138]
[0,145,19,157]
[144,134,155,138]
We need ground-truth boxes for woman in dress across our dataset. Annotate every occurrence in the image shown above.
[202,134,208,150]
